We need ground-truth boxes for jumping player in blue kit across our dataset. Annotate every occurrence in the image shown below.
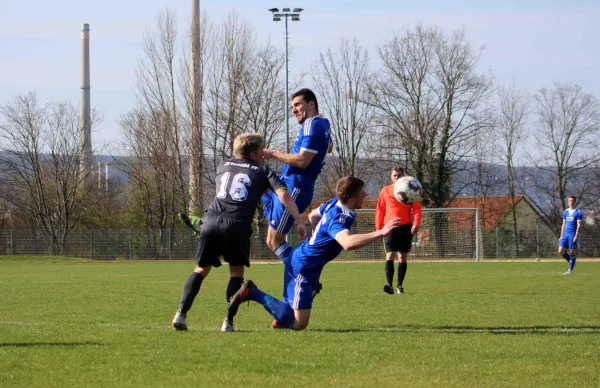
[262,88,333,260]
[558,195,583,275]
[227,177,400,331]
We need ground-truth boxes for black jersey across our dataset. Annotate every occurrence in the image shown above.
[207,158,287,223]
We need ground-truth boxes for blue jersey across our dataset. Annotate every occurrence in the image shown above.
[562,208,582,235]
[281,116,331,190]
[291,197,354,275]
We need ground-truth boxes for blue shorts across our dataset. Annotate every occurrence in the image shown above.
[283,260,321,311]
[262,186,312,235]
[559,235,578,250]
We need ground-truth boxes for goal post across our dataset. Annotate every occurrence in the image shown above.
[341,208,481,262]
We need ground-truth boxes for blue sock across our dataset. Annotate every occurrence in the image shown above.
[274,242,293,263]
[249,287,295,327]
[569,256,576,271]
[562,253,571,263]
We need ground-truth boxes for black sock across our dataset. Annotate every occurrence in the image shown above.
[226,277,245,322]
[178,272,204,313]
[385,260,394,286]
[398,262,407,287]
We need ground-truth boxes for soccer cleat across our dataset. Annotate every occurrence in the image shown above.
[221,318,235,332]
[383,284,394,295]
[226,279,256,313]
[271,320,285,329]
[396,286,405,295]
[563,270,572,276]
[172,310,188,331]
[179,213,201,235]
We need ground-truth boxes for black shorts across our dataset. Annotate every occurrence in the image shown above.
[196,214,252,268]
[384,223,414,253]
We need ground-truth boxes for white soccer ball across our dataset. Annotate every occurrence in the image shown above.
[393,176,423,205]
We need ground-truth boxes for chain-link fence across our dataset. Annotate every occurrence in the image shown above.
[1,209,597,260]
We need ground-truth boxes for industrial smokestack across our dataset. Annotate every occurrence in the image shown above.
[80,23,93,184]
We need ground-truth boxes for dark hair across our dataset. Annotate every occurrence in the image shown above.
[391,166,407,176]
[336,176,365,203]
[291,88,319,113]
[568,195,577,201]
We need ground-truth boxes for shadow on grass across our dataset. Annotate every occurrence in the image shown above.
[311,325,600,335]
[0,341,104,347]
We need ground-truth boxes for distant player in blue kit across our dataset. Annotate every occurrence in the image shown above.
[262,88,333,258]
[558,195,582,275]
[227,176,400,330]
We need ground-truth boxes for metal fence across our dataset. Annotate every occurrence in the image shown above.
[0,209,597,260]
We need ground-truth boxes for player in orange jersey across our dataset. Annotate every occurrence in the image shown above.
[375,167,422,294]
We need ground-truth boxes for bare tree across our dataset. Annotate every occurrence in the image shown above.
[526,83,600,225]
[312,38,376,198]
[239,40,286,149]
[117,109,181,254]
[116,9,191,252]
[367,25,493,255]
[0,93,101,253]
[495,83,529,255]
[134,9,187,215]
[203,11,290,187]
[203,11,255,181]
[368,25,493,207]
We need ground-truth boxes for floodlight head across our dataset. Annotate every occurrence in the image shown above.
[291,16,300,21]
[293,8,303,12]
[282,7,291,12]
[268,8,279,12]
[273,16,282,21]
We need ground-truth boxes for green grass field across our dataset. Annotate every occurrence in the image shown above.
[1,257,599,387]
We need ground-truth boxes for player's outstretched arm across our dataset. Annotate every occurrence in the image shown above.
[276,188,308,241]
[335,217,401,251]
[264,148,316,169]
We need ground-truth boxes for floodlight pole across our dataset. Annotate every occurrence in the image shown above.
[269,8,303,153]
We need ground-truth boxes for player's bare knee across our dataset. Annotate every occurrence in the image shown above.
[293,309,311,330]
[193,266,211,277]
[293,320,309,331]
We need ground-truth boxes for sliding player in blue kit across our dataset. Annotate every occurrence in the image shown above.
[227,176,400,330]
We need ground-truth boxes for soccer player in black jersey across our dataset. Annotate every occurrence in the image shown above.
[172,133,308,332]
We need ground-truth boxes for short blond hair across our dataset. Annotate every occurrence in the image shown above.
[233,133,264,159]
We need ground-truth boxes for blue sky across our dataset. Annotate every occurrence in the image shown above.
[1,0,599,146]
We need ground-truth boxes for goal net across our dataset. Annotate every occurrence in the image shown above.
[336,208,481,261]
